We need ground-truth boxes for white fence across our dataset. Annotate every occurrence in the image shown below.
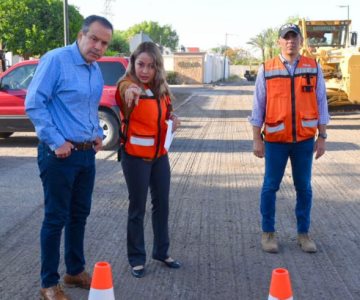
[204,53,229,83]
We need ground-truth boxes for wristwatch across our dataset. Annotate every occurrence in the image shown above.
[318,132,327,139]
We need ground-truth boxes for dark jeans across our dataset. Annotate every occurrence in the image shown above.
[37,142,95,288]
[260,138,314,233]
[121,150,171,267]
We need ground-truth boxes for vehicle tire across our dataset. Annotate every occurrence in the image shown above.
[0,132,14,138]
[99,110,119,150]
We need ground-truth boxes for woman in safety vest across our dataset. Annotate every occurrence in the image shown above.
[116,42,181,278]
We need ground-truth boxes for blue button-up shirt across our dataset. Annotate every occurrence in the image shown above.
[249,55,330,128]
[25,42,104,150]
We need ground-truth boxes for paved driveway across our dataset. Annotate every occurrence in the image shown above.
[0,83,360,299]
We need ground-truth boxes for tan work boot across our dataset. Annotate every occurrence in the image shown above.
[63,270,91,290]
[297,233,317,253]
[261,232,279,253]
[40,284,70,300]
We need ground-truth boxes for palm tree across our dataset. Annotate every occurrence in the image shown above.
[247,33,266,62]
[264,28,278,59]
[247,17,303,63]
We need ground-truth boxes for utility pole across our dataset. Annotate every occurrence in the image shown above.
[63,0,69,46]
[103,0,115,21]
[223,33,238,81]
[223,33,228,81]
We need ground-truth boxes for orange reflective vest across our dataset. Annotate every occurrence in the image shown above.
[263,56,319,143]
[116,86,171,160]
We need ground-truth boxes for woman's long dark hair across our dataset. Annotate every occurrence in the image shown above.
[125,42,173,100]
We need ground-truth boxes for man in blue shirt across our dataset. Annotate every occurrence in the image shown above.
[25,15,113,300]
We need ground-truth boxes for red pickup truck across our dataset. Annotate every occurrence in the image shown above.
[0,56,128,149]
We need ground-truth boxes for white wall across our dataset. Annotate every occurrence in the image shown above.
[163,55,174,71]
[163,52,229,83]
[4,52,23,67]
[230,65,259,78]
[203,53,228,83]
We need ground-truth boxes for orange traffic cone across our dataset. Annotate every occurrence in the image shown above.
[88,261,115,300]
[268,268,293,300]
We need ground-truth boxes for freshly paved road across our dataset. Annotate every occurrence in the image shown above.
[1,82,360,299]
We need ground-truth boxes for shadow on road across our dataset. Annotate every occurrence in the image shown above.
[0,135,38,148]
[327,124,360,130]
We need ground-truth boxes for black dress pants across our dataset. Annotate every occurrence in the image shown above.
[121,151,171,266]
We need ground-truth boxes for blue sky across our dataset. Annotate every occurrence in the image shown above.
[68,0,359,51]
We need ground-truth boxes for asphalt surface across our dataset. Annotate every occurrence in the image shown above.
[1,82,360,299]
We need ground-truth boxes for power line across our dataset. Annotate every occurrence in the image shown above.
[102,0,115,20]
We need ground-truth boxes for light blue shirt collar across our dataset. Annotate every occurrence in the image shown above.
[279,54,300,66]
[70,42,96,67]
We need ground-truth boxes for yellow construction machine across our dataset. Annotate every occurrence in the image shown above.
[298,19,360,105]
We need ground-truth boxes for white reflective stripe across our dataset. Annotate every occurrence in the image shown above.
[88,288,115,300]
[268,295,293,300]
[266,123,285,133]
[130,136,155,146]
[144,89,154,96]
[295,67,317,75]
[302,119,318,127]
[264,69,289,77]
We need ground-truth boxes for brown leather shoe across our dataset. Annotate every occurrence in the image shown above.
[40,284,70,300]
[63,270,92,290]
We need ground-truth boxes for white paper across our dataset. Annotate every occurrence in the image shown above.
[164,119,175,151]
[144,89,154,96]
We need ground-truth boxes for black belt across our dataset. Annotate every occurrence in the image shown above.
[69,141,94,151]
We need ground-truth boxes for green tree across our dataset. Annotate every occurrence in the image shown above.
[231,48,260,65]
[124,21,179,51]
[107,30,129,56]
[264,28,278,59]
[247,33,267,62]
[0,0,83,59]
[286,15,300,24]
[247,16,304,63]
[211,45,229,55]
[224,48,236,64]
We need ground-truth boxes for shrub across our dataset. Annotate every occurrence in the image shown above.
[166,71,178,84]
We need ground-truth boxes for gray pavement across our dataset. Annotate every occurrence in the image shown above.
[1,83,360,299]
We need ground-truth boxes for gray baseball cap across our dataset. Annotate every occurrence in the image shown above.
[279,23,301,38]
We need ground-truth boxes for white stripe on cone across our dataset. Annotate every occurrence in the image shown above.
[88,287,115,300]
[268,295,293,300]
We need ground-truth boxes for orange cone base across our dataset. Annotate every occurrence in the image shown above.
[88,287,115,300]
